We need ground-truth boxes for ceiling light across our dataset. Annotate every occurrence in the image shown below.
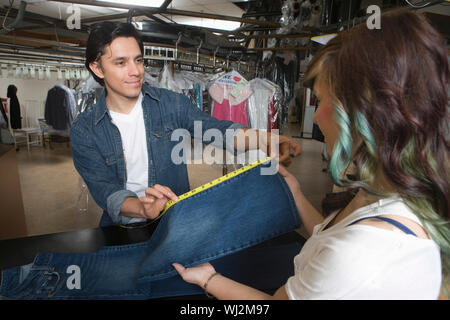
[96,0,165,7]
[178,18,241,31]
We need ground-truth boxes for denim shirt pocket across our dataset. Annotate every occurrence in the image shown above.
[150,126,179,170]
[101,152,124,183]
[150,126,174,140]
[103,152,118,166]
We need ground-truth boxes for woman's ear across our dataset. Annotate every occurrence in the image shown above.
[89,61,104,80]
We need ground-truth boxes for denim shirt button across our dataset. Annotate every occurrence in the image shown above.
[119,154,124,159]
[114,130,119,134]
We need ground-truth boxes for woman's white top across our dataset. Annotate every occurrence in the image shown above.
[285,197,442,299]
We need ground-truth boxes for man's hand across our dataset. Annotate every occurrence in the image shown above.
[139,184,178,219]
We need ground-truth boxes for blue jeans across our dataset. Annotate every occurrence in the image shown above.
[0,162,301,299]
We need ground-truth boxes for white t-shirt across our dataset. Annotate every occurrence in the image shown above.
[285,197,442,300]
[109,94,148,223]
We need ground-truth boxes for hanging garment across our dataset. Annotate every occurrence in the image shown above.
[56,85,76,120]
[0,160,301,299]
[268,96,278,130]
[0,100,8,129]
[247,78,278,130]
[209,70,252,127]
[7,86,21,129]
[212,99,248,127]
[44,86,74,130]
[208,70,253,106]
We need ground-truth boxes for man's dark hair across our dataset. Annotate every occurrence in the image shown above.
[85,21,144,86]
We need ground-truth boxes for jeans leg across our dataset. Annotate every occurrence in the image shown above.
[0,242,151,300]
[0,162,301,299]
[146,240,304,299]
[137,163,301,284]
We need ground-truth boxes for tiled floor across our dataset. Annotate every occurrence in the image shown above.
[15,123,333,237]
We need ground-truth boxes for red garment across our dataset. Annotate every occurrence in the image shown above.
[212,99,248,127]
[268,96,277,131]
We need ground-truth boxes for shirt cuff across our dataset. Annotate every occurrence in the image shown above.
[106,189,142,225]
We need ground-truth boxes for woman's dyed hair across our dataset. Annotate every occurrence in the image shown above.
[306,8,450,296]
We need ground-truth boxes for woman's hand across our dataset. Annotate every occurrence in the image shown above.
[261,131,302,167]
[172,262,216,287]
[278,165,302,195]
[233,129,301,167]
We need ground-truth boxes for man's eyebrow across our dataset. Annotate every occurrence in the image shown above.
[110,54,142,61]
[111,56,126,61]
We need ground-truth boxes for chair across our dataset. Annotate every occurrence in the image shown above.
[38,118,70,149]
[12,127,42,152]
[38,118,51,148]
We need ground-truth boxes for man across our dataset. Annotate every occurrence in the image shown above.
[70,21,301,227]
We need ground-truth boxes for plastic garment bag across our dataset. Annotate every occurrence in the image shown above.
[208,70,252,127]
[247,78,280,130]
[73,76,104,213]
[158,63,182,93]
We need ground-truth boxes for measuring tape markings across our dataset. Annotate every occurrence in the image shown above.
[119,156,272,229]
[162,156,272,214]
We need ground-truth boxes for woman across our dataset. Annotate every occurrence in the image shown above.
[172,8,449,299]
[7,85,21,129]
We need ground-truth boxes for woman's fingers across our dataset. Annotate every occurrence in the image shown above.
[172,263,185,275]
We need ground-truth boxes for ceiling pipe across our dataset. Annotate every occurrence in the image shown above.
[0,0,27,35]
[160,0,173,11]
[52,0,280,28]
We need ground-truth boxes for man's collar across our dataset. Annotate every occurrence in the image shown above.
[94,84,160,125]
[94,90,108,125]
[142,85,161,102]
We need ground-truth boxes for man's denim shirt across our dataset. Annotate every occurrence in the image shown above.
[70,84,245,225]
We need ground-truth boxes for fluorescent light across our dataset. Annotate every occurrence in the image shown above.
[96,0,165,7]
[176,18,241,31]
[311,34,337,45]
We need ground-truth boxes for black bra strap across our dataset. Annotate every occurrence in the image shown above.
[348,216,417,237]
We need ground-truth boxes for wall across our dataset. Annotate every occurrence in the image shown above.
[0,69,60,128]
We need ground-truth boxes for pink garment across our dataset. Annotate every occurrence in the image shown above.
[212,99,248,127]
[208,83,253,106]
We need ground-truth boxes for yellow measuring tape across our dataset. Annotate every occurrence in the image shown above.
[119,156,272,229]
